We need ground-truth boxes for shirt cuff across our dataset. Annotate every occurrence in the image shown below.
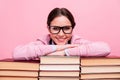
[64,49,70,56]
[50,45,57,52]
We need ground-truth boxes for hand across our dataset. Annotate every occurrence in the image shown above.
[56,44,78,51]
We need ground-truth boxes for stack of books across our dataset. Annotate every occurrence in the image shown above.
[0,60,39,80]
[39,56,80,80]
[81,57,120,79]
[0,57,120,80]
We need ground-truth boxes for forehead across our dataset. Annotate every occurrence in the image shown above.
[50,16,71,26]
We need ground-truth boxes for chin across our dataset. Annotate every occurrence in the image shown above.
[57,43,65,45]
[56,41,67,45]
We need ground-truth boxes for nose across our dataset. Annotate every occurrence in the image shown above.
[58,29,65,36]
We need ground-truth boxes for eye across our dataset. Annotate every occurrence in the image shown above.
[52,27,60,30]
[63,26,71,30]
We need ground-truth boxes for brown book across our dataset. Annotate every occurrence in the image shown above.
[40,64,79,71]
[81,78,120,80]
[81,65,120,73]
[39,77,80,80]
[0,70,38,77]
[81,73,120,79]
[0,76,38,80]
[39,71,79,77]
[0,60,39,71]
[81,58,120,66]
[40,56,80,64]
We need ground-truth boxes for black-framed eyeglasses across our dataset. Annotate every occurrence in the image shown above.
[49,26,73,34]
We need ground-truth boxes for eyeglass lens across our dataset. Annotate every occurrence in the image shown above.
[49,26,73,34]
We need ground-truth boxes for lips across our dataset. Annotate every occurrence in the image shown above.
[58,39,66,42]
[56,37,67,42]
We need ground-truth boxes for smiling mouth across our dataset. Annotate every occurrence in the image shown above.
[57,38,66,42]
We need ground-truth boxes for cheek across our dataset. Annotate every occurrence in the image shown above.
[66,34,72,39]
[50,34,72,40]
[50,34,56,39]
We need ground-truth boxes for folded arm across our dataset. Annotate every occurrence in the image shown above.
[65,41,111,57]
[13,41,77,60]
[13,40,111,60]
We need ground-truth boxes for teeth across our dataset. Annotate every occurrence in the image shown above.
[58,39,65,42]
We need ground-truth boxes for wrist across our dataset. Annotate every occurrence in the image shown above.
[56,45,65,51]
[64,49,70,56]
[51,45,57,51]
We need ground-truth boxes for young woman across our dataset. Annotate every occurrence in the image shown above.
[13,8,110,60]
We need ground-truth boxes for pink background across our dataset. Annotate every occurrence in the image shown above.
[0,0,120,59]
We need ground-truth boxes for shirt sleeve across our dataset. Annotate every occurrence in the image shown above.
[65,41,111,57]
[13,41,56,60]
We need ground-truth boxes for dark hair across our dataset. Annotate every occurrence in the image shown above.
[47,8,76,28]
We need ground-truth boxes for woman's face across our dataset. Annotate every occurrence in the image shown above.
[49,16,73,45]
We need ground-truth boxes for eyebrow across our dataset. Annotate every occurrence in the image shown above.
[50,26,72,27]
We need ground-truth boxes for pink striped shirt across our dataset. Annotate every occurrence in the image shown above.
[13,34,110,60]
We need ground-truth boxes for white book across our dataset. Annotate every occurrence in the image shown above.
[40,56,80,64]
[40,64,80,71]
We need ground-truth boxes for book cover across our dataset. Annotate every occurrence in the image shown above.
[81,58,120,66]
[81,65,120,73]
[0,60,39,71]
[0,70,38,77]
[40,56,80,64]
[40,64,80,71]
[0,76,38,80]
[39,76,80,80]
[81,73,120,79]
[40,71,79,77]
